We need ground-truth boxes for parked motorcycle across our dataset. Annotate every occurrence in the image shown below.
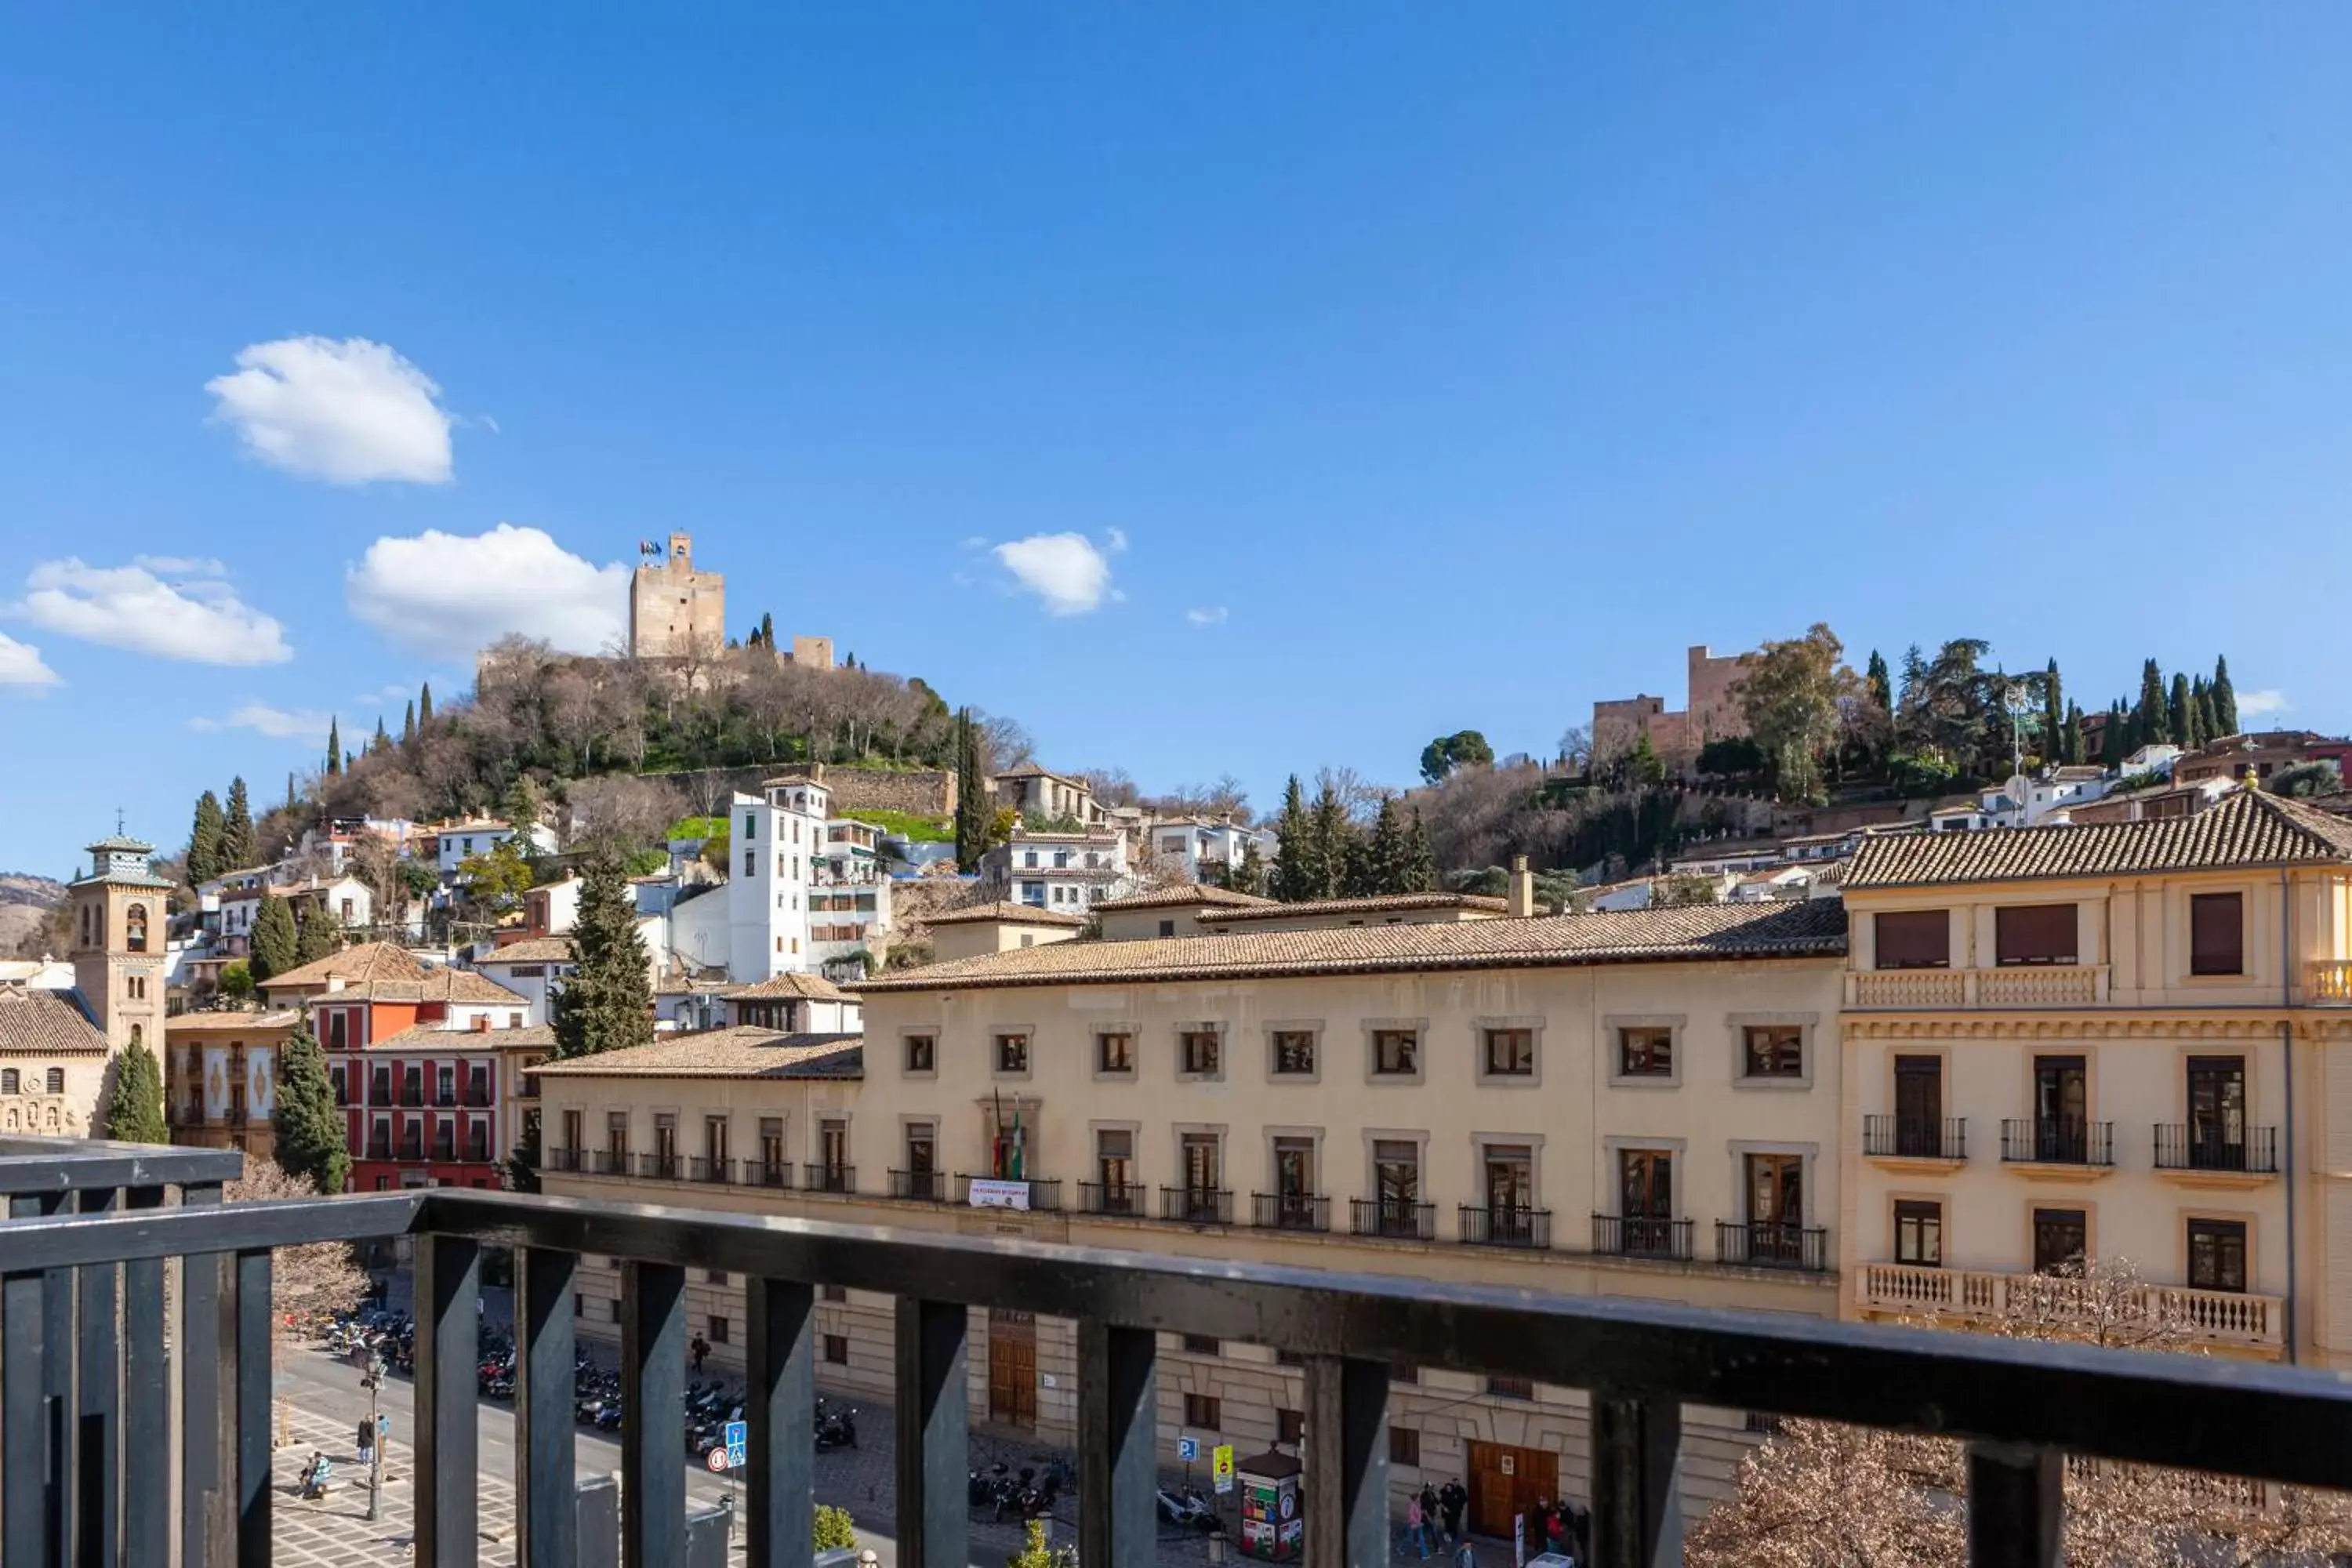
[814,1399,858,1450]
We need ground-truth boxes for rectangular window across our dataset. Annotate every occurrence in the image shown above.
[1893,1054,1944,1155]
[1483,1145,1534,1212]
[1179,1029,1220,1076]
[821,1284,847,1304]
[744,849,757,878]
[2187,1218,2249,1293]
[905,1123,935,1174]
[1271,1030,1316,1076]
[610,1298,624,1324]
[1874,909,1951,969]
[1483,1028,1534,1076]
[1182,1334,1219,1356]
[1618,1026,1673,1077]
[903,1033,935,1073]
[1373,1140,1420,1212]
[1894,1200,1943,1267]
[1389,1426,1421,1467]
[1180,1132,1221,1192]
[822,1334,848,1365]
[994,1033,1029,1073]
[2191,893,2245,976]
[1487,1375,1534,1400]
[1742,1025,1804,1079]
[2032,1207,2089,1274]
[1273,1137,1316,1200]
[1097,1031,1134,1073]
[1277,1408,1304,1446]
[1183,1392,1221,1429]
[707,1315,730,1345]
[1372,1029,1419,1076]
[1995,904,2078,966]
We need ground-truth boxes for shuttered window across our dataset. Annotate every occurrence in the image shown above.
[1994,905,2078,966]
[1875,910,1951,969]
[2190,893,2245,976]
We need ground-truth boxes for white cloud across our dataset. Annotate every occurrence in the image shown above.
[2236,689,2289,717]
[991,532,1118,616]
[132,554,226,577]
[206,336,455,485]
[1185,606,1229,626]
[0,633,59,688]
[187,703,332,742]
[16,558,292,666]
[1105,528,1129,554]
[346,523,628,657]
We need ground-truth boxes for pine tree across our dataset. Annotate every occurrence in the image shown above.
[2212,655,2238,737]
[2040,660,2063,770]
[295,906,340,966]
[552,855,655,1058]
[1269,776,1319,902]
[1402,808,1437,894]
[1361,798,1413,895]
[102,1033,168,1144]
[272,1026,349,1195]
[1865,650,1893,716]
[503,773,544,832]
[1229,838,1269,898]
[187,790,226,885]
[325,717,342,776]
[1309,786,1352,901]
[2169,673,2196,750]
[401,699,416,746]
[419,681,434,726]
[250,895,299,982]
[222,777,256,869]
[2139,659,2169,744]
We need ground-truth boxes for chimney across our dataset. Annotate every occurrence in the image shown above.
[1507,855,1537,918]
[325,975,345,994]
[471,1014,490,1033]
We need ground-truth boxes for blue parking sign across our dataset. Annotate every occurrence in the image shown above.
[1178,1436,1198,1462]
[724,1420,748,1468]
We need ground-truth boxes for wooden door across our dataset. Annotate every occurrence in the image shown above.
[1467,1442,1560,1541]
[988,1309,1036,1428]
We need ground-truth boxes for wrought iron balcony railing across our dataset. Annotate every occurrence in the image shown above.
[1716,1220,1831,1272]
[3,1132,2349,1568]
[544,1146,583,1173]
[1862,1113,1968,1161]
[953,1174,1062,1211]
[590,1149,630,1176]
[2153,1124,2280,1175]
[745,1158,793,1189]
[1592,1212,1693,1261]
[1350,1196,1436,1241]
[803,1163,855,1195]
[2002,1119,2114,1167]
[636,1152,683,1181]
[1252,1191,1330,1232]
[1159,1185,1233,1225]
[689,1156,735,1185]
[1459,1204,1551,1249]
[1079,1180,1143,1217]
[889,1168,945,1203]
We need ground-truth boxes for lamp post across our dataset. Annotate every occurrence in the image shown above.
[362,1351,387,1522]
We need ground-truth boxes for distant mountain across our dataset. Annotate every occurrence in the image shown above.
[0,873,65,960]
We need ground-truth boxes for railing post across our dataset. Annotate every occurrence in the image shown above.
[1966,1442,2060,1568]
[1592,1395,1681,1568]
[1304,1356,1388,1568]
[177,1182,227,1568]
[2,1269,49,1567]
[233,1249,273,1568]
[11,1190,75,1565]
[121,1186,168,1568]
[746,1278,815,1568]
[515,1247,578,1568]
[892,1298,968,1568]
[1077,1320,1157,1568]
[621,1261,687,1568]
[414,1235,481,1567]
[76,1185,121,1568]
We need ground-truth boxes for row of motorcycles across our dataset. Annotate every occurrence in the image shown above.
[967,1456,1072,1524]
[324,1308,416,1376]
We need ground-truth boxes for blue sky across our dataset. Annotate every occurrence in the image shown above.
[4,7,2349,878]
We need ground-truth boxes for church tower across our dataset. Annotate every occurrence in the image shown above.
[67,824,171,1064]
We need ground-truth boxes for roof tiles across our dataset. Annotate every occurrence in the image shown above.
[1846,789,2352,890]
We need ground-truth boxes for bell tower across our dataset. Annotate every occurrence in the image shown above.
[67,823,170,1062]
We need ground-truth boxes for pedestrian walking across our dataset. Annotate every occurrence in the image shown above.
[690,1333,710,1375]
[1405,1494,1429,1559]
[354,1417,374,1461]
[1439,1479,1468,1544]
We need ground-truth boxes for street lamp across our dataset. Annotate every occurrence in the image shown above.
[362,1351,387,1522]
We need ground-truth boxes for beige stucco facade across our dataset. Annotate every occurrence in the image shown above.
[628,532,726,661]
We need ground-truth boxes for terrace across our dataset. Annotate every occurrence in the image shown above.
[3,1133,2349,1566]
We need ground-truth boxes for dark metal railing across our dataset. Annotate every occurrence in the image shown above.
[803,1163,855,1195]
[546,1147,583,1173]
[590,1149,630,1176]
[465,1088,494,1108]
[2,1134,2352,1568]
[1715,1221,1831,1272]
[689,1157,734,1185]
[1592,1213,1693,1261]
[637,1152,683,1181]
[953,1175,1062,1211]
[1863,1114,1968,1161]
[889,1169,945,1203]
[746,1159,793,1190]
[1078,1181,1143,1217]
[1351,1197,1436,1241]
[1252,1192,1329,1232]
[2002,1119,2114,1167]
[1159,1185,1232,1225]
[2154,1124,2280,1174]
[1459,1205,1551,1249]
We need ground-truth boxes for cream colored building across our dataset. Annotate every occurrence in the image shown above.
[1838,788,2352,1363]
[922,902,1087,962]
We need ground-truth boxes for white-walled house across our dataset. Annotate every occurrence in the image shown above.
[471,936,576,1028]
[983,827,1134,911]
[726,778,833,982]
[1139,818,1275,882]
[433,818,558,880]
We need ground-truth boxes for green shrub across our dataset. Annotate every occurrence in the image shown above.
[815,1504,857,1552]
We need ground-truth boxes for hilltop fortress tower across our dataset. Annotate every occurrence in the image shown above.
[629,532,726,659]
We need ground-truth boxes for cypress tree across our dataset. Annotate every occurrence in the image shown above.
[1269,776,1319,902]
[295,906,340,966]
[1309,786,1352,901]
[552,855,656,1058]
[222,777,256,869]
[250,895,299,982]
[272,1026,349,1195]
[953,709,990,871]
[325,717,342,777]
[760,612,775,648]
[419,681,434,726]
[2169,673,2196,750]
[1403,808,1437,894]
[372,716,390,754]
[102,1033,168,1144]
[2110,700,2132,765]
[1864,650,1893,716]
[2139,659,2169,744]
[187,790,226,885]
[2212,656,2238,736]
[2197,677,2221,745]
[1363,798,1413,895]
[2040,659,2063,770]
[2062,702,2084,767]
[401,699,416,746]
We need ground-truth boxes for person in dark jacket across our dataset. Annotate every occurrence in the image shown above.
[1438,1479,1468,1544]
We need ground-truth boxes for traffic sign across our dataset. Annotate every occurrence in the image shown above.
[724,1420,748,1468]
[1178,1436,1199,1463]
[706,1446,731,1473]
[1212,1443,1235,1495]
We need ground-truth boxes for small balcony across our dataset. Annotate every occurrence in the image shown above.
[2001,1119,2114,1170]
[1160,1185,1233,1226]
[365,1139,392,1160]
[2154,1125,2280,1179]
[955,1174,1061,1212]
[1251,1192,1330,1232]
[688,1156,735,1185]
[1854,1263,2286,1352]
[1459,1205,1551,1249]
[804,1163,855,1195]
[1716,1221,1830,1272]
[590,1149,630,1176]
[398,1087,424,1108]
[1080,1181,1144,1217]
[636,1152,682,1181]
[890,1168,946,1203]
[465,1087,494,1108]
[545,1147,583,1174]
[1848,965,2109,1008]
[2308,960,2352,1004]
[1863,1114,1969,1165]
[1350,1197,1436,1242]
[1592,1214,1693,1261]
[744,1158,793,1189]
